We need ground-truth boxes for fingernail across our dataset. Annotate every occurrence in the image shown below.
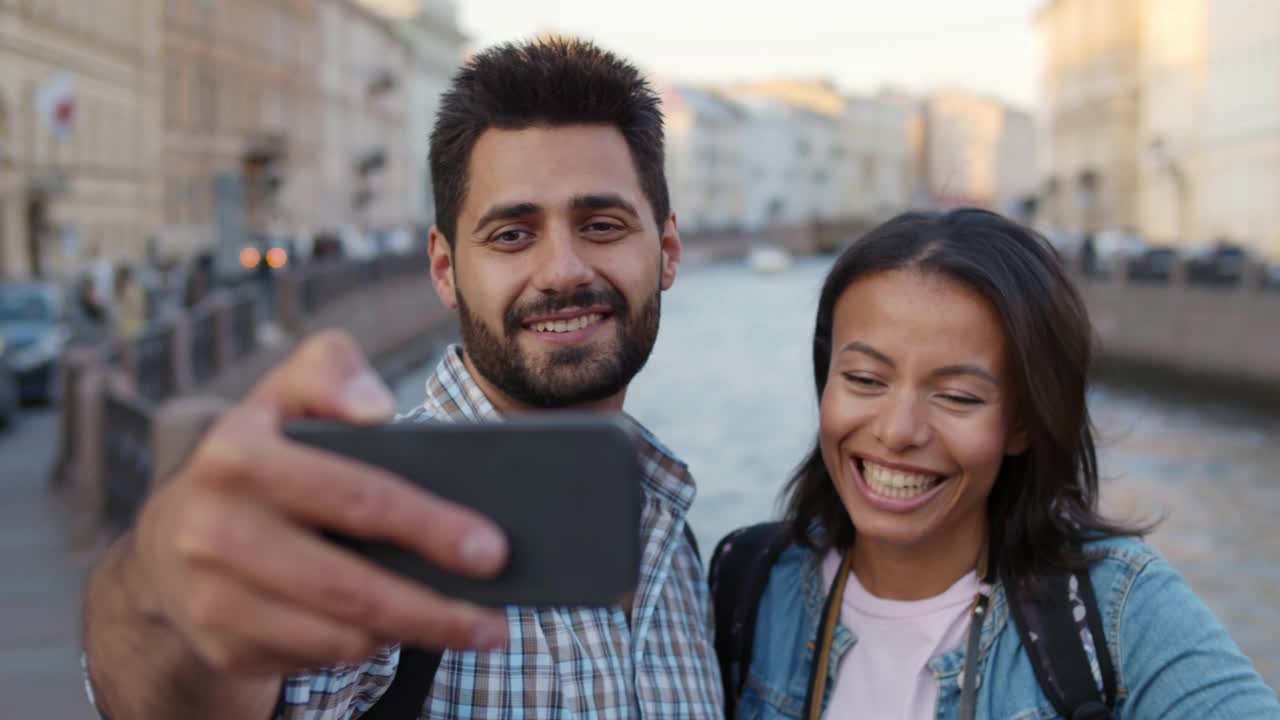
[341,371,395,422]
[473,616,508,650]
[460,527,507,571]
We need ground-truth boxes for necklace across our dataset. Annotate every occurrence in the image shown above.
[800,546,994,720]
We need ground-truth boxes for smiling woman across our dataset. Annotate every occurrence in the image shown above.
[710,209,1280,720]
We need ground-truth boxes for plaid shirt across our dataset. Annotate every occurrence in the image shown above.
[275,345,723,719]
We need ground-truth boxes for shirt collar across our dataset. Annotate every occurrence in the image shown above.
[411,344,697,516]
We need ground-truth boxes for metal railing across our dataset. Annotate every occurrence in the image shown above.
[101,388,154,533]
[134,324,177,404]
[55,249,439,536]
[189,304,220,388]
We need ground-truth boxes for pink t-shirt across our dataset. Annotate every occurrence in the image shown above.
[821,551,980,719]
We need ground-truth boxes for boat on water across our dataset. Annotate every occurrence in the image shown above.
[747,245,793,274]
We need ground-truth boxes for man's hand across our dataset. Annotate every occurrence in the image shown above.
[85,330,510,718]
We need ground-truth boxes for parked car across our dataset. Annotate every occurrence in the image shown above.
[1092,229,1147,275]
[0,282,70,405]
[1186,242,1249,286]
[1126,246,1180,283]
[0,338,17,428]
[1265,263,1280,291]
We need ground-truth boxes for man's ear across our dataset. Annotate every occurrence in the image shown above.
[428,226,458,309]
[659,212,682,292]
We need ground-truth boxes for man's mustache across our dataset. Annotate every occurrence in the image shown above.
[504,288,629,334]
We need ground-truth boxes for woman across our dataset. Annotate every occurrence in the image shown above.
[711,209,1279,719]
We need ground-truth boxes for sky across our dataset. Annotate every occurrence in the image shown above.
[455,0,1046,110]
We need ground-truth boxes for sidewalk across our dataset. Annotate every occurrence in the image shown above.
[0,408,99,719]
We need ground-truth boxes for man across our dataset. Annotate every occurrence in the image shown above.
[81,38,722,719]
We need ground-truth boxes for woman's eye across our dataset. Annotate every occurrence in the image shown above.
[940,394,983,406]
[842,373,882,388]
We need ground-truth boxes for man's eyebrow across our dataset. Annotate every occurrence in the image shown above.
[473,202,541,233]
[570,193,640,218]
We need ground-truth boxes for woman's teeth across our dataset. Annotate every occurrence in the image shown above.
[861,459,942,499]
[530,313,603,333]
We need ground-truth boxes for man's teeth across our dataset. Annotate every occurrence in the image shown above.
[530,313,604,333]
[861,460,942,499]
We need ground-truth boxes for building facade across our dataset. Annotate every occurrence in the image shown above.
[315,0,411,255]
[921,89,1038,213]
[842,95,910,228]
[1201,0,1280,257]
[159,0,329,274]
[661,84,745,234]
[1037,0,1280,259]
[1035,0,1144,241]
[371,0,467,229]
[0,0,158,279]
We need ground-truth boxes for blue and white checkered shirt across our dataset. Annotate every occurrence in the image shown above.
[275,345,723,719]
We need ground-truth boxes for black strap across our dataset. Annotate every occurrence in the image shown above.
[1076,568,1118,716]
[1004,569,1116,720]
[708,522,791,719]
[683,523,701,565]
[359,646,442,720]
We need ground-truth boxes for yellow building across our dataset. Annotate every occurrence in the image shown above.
[158,0,327,270]
[0,0,158,279]
[922,90,1035,212]
[1035,0,1145,240]
[1038,0,1280,258]
[1201,0,1280,258]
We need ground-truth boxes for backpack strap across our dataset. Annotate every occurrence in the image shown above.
[708,522,791,719]
[1003,567,1116,720]
[359,646,441,720]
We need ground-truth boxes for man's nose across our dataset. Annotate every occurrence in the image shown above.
[532,229,594,294]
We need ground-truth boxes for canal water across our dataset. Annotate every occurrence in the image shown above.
[395,256,1279,691]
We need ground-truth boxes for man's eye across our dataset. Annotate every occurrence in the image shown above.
[584,221,625,234]
[493,230,530,245]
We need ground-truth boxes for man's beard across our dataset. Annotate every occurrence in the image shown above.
[456,285,661,408]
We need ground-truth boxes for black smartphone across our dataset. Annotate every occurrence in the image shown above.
[284,415,643,609]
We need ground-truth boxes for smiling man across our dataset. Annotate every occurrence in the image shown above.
[440,123,670,413]
[80,38,721,720]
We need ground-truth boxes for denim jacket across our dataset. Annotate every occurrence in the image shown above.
[736,536,1280,719]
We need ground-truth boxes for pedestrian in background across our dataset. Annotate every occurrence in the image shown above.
[111,265,147,339]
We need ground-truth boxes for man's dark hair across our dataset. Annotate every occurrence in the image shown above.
[781,209,1153,581]
[429,37,669,245]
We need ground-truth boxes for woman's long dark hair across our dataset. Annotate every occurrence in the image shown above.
[783,208,1150,580]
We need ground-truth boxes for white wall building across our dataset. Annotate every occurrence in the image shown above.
[373,0,467,229]
[317,0,412,249]
[732,96,814,232]
[843,95,911,225]
[661,85,745,234]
